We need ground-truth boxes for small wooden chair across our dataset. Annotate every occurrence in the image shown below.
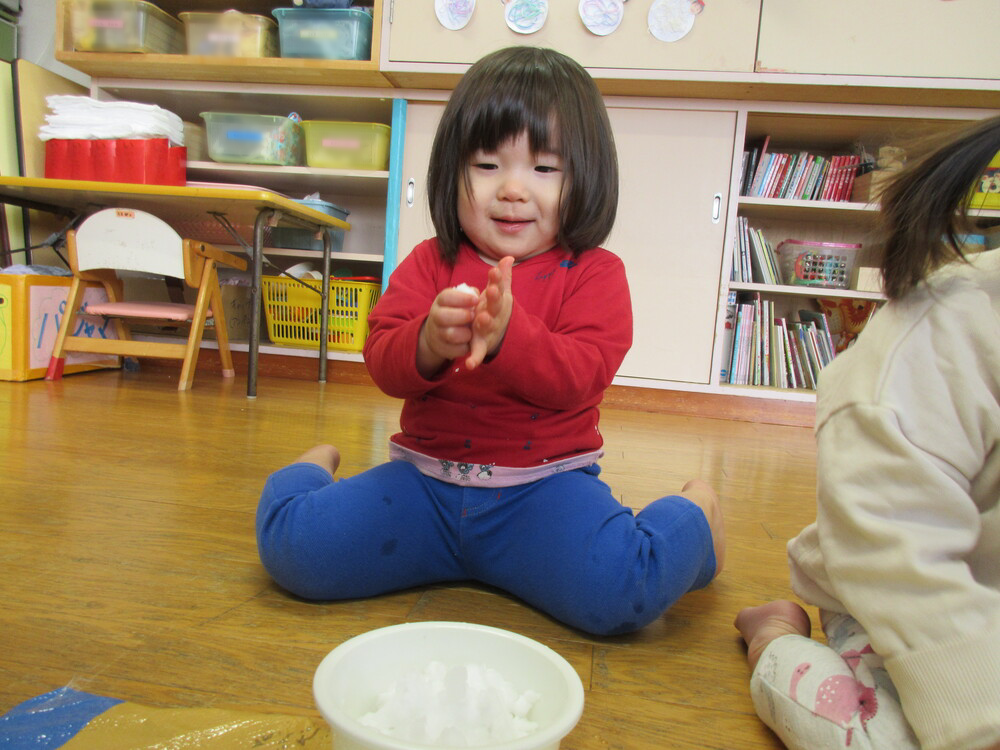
[46,207,248,390]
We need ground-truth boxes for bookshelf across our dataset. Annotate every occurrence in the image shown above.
[717,106,1000,400]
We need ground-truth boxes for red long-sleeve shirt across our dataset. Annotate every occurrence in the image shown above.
[363,239,633,468]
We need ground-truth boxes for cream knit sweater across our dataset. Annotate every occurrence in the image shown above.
[789,249,1000,750]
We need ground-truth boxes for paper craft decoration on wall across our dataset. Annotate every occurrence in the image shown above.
[579,0,625,36]
[648,0,703,43]
[436,0,476,30]
[504,0,548,34]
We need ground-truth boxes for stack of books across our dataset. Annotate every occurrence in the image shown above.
[721,292,837,389]
[731,218,782,284]
[740,136,864,202]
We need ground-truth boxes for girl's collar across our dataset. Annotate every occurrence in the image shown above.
[463,244,564,267]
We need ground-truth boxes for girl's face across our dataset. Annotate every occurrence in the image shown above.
[457,131,564,262]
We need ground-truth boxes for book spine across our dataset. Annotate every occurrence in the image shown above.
[833,155,850,201]
[754,154,781,198]
[775,153,798,199]
[738,302,755,384]
[820,155,840,201]
[841,155,860,202]
[806,157,827,201]
[787,323,806,388]
[721,290,738,382]
[794,323,818,388]
[793,155,815,199]
[778,318,799,388]
[748,146,773,197]
[799,158,819,200]
[751,296,762,385]
[739,216,752,282]
[762,233,781,285]
[748,226,769,284]
[780,151,807,200]
[746,135,770,196]
[741,147,759,195]
[762,299,773,386]
[764,154,788,199]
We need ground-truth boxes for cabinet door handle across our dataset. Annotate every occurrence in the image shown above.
[406,178,415,207]
[712,193,722,223]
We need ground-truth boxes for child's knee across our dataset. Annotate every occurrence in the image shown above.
[555,567,681,636]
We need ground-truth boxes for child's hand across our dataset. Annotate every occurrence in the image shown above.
[417,284,481,378]
[466,256,514,370]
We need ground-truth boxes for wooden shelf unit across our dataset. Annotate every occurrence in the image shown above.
[715,105,1000,399]
[54,0,391,88]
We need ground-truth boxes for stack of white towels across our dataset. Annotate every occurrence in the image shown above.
[38,95,185,146]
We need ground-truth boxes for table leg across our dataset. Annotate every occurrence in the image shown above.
[319,228,332,383]
[248,208,275,398]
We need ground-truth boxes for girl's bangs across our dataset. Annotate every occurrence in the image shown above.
[461,88,557,156]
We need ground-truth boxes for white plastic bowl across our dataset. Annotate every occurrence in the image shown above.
[313,621,585,750]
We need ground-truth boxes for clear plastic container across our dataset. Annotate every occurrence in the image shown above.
[271,8,373,60]
[271,199,350,252]
[776,239,860,289]
[302,121,390,171]
[180,10,277,57]
[71,0,184,53]
[200,112,303,166]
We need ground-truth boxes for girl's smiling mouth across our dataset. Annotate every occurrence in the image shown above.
[494,217,533,232]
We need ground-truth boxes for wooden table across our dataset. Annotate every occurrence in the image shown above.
[0,176,352,397]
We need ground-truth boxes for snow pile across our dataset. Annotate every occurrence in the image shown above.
[359,661,540,746]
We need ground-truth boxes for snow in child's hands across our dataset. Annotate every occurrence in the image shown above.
[452,282,479,300]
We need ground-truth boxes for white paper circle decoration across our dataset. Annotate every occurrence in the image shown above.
[648,0,696,43]
[435,0,476,30]
[505,0,548,34]
[579,0,624,36]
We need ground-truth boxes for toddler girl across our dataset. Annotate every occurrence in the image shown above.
[256,46,725,636]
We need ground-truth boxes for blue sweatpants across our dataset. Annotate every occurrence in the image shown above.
[256,460,716,636]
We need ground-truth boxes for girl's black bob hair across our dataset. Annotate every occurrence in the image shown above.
[427,46,619,263]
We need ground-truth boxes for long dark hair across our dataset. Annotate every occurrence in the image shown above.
[877,114,1000,300]
[427,46,619,263]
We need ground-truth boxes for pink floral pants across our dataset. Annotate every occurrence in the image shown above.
[749,612,919,749]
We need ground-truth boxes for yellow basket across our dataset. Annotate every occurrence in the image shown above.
[261,275,380,351]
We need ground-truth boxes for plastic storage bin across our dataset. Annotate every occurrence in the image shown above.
[200,112,303,166]
[262,276,381,352]
[302,121,390,171]
[271,199,350,252]
[71,0,184,53]
[180,10,277,57]
[777,239,860,289]
[271,8,373,60]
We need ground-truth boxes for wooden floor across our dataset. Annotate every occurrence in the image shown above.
[0,367,820,749]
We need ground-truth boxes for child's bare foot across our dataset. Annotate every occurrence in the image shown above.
[681,479,726,577]
[734,600,812,671]
[293,444,341,477]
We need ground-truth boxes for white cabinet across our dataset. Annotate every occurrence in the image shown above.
[394,99,447,270]
[757,0,1000,79]
[606,105,735,385]
[384,1,761,75]
[396,98,736,386]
